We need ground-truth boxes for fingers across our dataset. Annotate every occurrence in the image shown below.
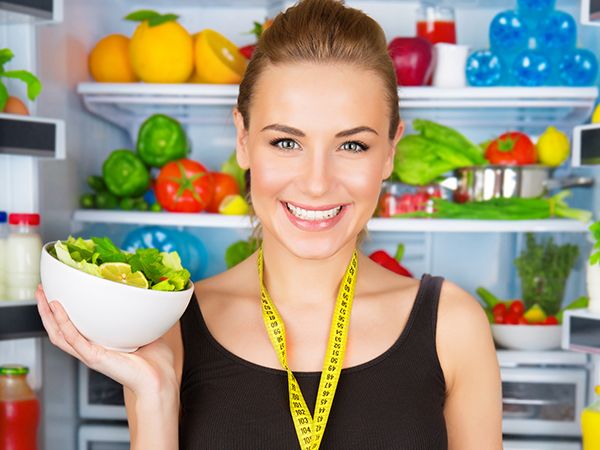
[35,286,79,360]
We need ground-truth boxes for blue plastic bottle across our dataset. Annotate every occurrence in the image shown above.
[536,10,577,64]
[466,50,504,86]
[516,0,556,30]
[512,49,552,86]
[489,10,529,84]
[559,49,599,86]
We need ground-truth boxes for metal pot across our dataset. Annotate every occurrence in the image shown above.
[439,165,594,203]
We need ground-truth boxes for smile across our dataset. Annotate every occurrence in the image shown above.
[285,202,343,221]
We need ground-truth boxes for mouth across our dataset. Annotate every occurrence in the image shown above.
[283,201,344,221]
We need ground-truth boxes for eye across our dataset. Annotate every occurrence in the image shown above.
[269,138,300,151]
[340,141,369,153]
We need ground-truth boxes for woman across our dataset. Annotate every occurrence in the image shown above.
[36,0,503,448]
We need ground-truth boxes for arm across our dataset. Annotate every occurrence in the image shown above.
[436,281,503,450]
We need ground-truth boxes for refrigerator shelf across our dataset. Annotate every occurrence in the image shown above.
[72,209,590,233]
[0,300,45,341]
[77,83,599,132]
[0,0,63,25]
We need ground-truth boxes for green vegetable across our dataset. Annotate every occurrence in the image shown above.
[95,191,119,209]
[53,235,190,291]
[0,48,42,111]
[514,233,580,316]
[119,197,136,211]
[220,151,247,195]
[136,114,189,168]
[150,203,162,212]
[87,175,106,193]
[556,296,589,323]
[476,287,500,309]
[393,120,485,185]
[225,238,260,268]
[395,191,592,222]
[80,193,95,209]
[589,221,600,266]
[102,149,150,198]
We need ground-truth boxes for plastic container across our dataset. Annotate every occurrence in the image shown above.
[0,365,40,450]
[466,49,504,86]
[517,0,556,31]
[377,182,443,217]
[416,3,456,45]
[582,385,600,450]
[0,212,7,300]
[535,10,577,62]
[511,49,552,86]
[559,49,599,87]
[6,214,42,301]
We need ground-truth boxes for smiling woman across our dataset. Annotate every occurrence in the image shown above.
[35,1,503,449]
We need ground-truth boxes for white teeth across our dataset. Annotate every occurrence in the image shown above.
[286,203,342,221]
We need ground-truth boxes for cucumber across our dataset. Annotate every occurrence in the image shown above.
[476,287,501,309]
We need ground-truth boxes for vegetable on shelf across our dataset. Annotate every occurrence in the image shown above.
[155,159,214,213]
[589,221,600,266]
[484,131,537,165]
[514,233,580,316]
[394,190,592,222]
[393,119,486,186]
[369,244,413,277]
[136,114,189,168]
[0,48,42,113]
[225,237,260,268]
[238,18,273,60]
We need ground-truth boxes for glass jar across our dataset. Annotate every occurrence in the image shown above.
[416,3,457,45]
[0,365,40,450]
[0,211,7,300]
[6,214,42,300]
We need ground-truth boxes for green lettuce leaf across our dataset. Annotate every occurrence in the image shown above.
[151,279,176,291]
[161,251,183,271]
[54,241,101,277]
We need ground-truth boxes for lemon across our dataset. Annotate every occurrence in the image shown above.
[219,194,249,215]
[130,20,194,83]
[523,304,547,324]
[592,103,600,123]
[99,262,149,289]
[194,29,247,84]
[536,126,570,167]
[89,34,138,83]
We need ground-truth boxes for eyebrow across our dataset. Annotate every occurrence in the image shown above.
[260,124,379,138]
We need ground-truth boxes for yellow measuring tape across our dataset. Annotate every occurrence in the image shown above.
[257,246,358,450]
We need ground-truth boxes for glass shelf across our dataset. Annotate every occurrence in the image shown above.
[0,300,45,341]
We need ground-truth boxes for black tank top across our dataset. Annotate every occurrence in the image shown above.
[179,273,447,449]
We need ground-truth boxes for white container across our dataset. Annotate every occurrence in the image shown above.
[0,212,7,300]
[6,213,42,301]
[587,257,600,314]
[40,242,194,352]
[432,43,470,88]
[491,324,562,351]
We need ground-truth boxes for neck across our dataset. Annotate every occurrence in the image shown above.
[260,236,357,307]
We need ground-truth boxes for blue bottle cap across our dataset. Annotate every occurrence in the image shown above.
[0,212,6,223]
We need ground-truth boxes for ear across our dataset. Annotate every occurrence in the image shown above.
[233,107,250,170]
[382,119,404,179]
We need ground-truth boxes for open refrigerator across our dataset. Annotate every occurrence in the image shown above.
[1,0,600,449]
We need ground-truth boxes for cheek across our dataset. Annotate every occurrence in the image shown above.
[248,155,292,202]
[340,160,384,203]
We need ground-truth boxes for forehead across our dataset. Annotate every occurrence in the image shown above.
[249,62,389,133]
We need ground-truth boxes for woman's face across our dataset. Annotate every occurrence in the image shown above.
[233,62,403,259]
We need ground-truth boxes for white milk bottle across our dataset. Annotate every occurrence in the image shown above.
[6,214,42,300]
[0,212,7,300]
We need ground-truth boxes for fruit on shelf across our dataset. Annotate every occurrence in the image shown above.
[485,131,537,165]
[238,18,273,60]
[88,34,138,83]
[536,126,570,167]
[126,10,194,83]
[2,96,29,115]
[0,48,42,112]
[193,29,247,84]
[387,37,434,86]
[218,194,249,215]
[136,114,189,168]
[207,172,241,213]
[155,159,214,213]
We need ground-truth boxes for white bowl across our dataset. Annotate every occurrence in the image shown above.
[40,241,194,352]
[491,324,562,351]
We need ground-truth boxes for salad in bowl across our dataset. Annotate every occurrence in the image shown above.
[40,236,195,352]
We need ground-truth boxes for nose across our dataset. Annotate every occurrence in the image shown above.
[298,147,334,198]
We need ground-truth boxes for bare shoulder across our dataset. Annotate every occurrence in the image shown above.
[436,279,499,391]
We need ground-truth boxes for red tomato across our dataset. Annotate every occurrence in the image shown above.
[494,313,506,324]
[492,303,506,316]
[485,132,537,165]
[206,172,240,213]
[543,316,559,325]
[517,316,529,325]
[509,300,525,317]
[155,159,214,212]
[504,311,520,325]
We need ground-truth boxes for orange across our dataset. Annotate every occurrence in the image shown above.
[2,96,29,115]
[130,20,193,83]
[89,34,138,83]
[194,29,247,84]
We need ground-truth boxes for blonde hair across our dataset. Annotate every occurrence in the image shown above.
[238,0,399,243]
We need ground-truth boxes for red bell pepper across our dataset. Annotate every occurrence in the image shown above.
[369,244,413,277]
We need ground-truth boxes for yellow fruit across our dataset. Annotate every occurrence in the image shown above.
[99,262,149,289]
[130,20,193,83]
[89,34,138,82]
[194,29,247,84]
[592,103,600,123]
[219,194,249,215]
[536,126,570,167]
[523,304,547,324]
